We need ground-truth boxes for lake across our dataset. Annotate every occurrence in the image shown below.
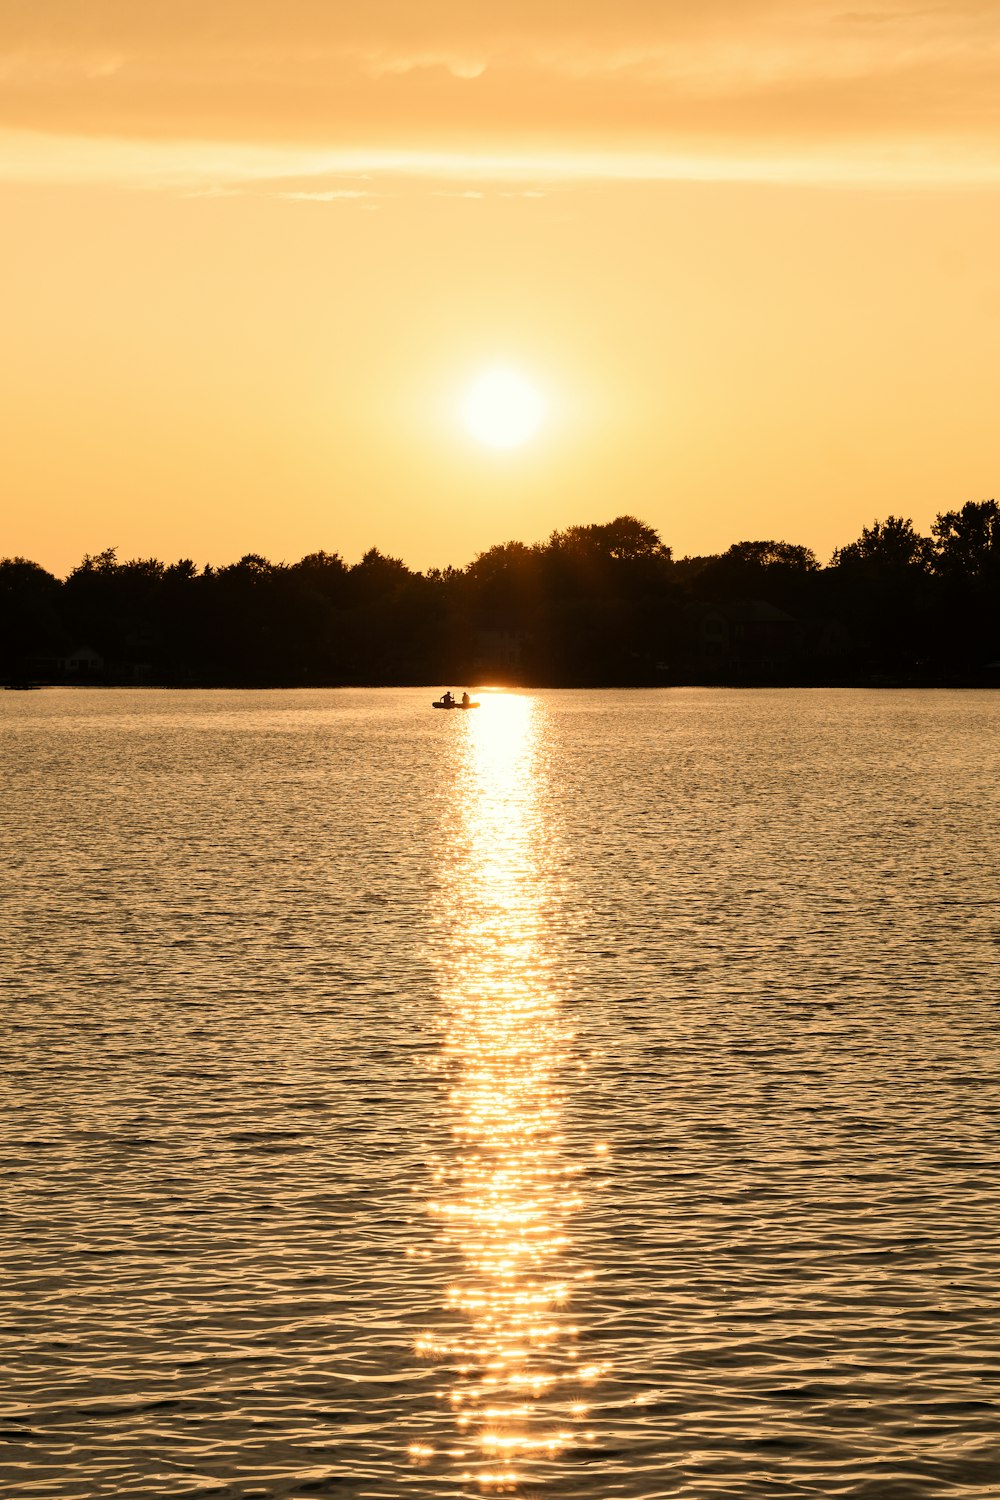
[2,688,998,1499]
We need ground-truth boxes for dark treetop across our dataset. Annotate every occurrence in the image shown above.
[3,506,998,687]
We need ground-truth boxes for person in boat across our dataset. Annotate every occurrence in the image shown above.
[461,691,470,707]
[441,690,455,706]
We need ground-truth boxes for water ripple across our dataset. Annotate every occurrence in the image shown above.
[2,687,998,1499]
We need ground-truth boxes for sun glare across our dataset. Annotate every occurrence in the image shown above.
[462,369,545,450]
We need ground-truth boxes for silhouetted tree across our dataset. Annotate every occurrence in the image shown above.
[5,502,998,686]
[829,516,933,671]
[931,500,1000,584]
[832,516,932,574]
[292,551,348,598]
[464,541,544,623]
[62,547,163,660]
[929,500,1000,667]
[694,539,819,614]
[0,557,63,675]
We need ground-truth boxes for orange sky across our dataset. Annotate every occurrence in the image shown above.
[2,1,999,574]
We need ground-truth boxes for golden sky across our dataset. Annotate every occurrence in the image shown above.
[3,1,999,572]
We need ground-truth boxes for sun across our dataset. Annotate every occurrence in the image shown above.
[462,368,545,449]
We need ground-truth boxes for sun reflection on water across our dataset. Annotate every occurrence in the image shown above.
[417,695,602,1489]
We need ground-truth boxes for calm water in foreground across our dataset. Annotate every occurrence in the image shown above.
[2,688,999,1500]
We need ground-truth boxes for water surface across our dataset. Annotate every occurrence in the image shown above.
[2,688,998,1498]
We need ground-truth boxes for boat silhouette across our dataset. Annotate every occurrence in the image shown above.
[432,693,480,710]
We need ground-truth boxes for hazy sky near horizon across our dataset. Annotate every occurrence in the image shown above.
[3,1,999,574]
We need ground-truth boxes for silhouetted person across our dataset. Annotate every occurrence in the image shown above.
[461,690,470,707]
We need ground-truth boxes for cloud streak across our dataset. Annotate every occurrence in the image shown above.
[2,2,999,184]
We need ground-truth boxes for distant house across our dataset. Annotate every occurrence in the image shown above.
[58,645,105,678]
[685,605,729,668]
[685,600,800,675]
[726,600,800,672]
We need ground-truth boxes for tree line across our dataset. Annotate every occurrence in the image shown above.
[2,505,998,687]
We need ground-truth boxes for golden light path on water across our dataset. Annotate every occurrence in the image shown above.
[414,694,606,1491]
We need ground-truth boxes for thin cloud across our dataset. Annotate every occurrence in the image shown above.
[276,188,375,200]
[362,52,488,79]
[3,128,1000,191]
[1,3,999,184]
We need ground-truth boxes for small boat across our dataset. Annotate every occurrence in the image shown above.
[433,695,480,710]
